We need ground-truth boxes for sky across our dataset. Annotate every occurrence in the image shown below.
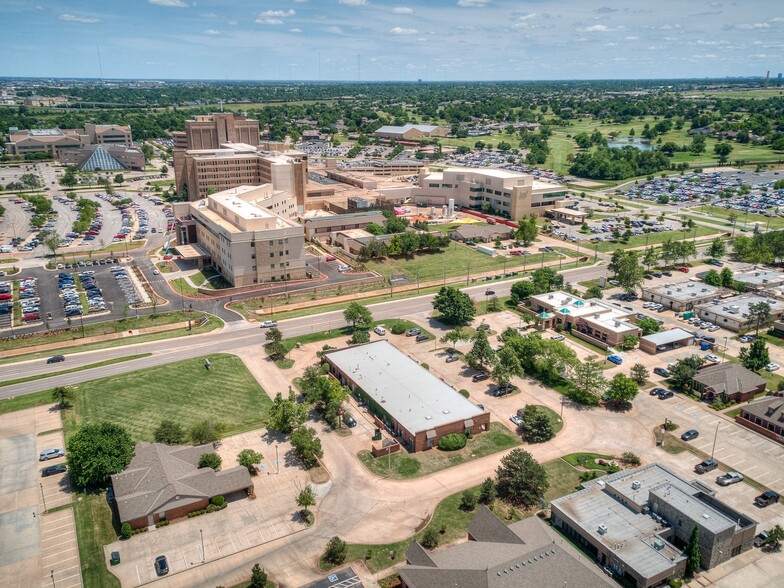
[1,0,783,81]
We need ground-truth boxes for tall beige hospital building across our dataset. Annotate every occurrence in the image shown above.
[173,113,307,207]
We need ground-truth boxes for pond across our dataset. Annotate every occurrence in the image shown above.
[607,137,655,151]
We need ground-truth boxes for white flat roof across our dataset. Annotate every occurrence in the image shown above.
[326,341,484,434]
[641,328,694,346]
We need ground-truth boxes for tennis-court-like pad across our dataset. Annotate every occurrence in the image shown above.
[0,506,40,566]
[0,434,36,494]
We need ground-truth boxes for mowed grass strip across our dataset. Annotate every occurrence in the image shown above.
[62,354,271,441]
[0,354,151,387]
[73,491,121,588]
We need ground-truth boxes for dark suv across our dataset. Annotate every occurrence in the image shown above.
[491,385,514,397]
[755,491,780,508]
[472,372,489,382]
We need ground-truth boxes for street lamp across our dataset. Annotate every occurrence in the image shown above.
[40,483,47,514]
[200,529,205,563]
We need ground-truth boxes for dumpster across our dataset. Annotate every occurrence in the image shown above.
[700,341,712,351]
[110,552,121,566]
[683,311,694,319]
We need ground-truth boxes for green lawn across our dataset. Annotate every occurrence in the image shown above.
[357,423,520,479]
[62,354,272,442]
[562,452,620,473]
[532,405,564,435]
[0,354,150,388]
[687,205,784,230]
[0,310,219,355]
[543,458,588,499]
[170,277,198,296]
[73,491,121,588]
[594,224,723,252]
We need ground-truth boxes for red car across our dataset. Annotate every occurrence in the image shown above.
[325,255,336,261]
[678,267,690,273]
[0,293,11,300]
[22,313,40,321]
[114,234,126,240]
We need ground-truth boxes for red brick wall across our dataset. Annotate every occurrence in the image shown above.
[736,416,784,445]
[164,498,210,523]
[412,412,491,452]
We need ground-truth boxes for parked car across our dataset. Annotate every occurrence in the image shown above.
[154,555,169,576]
[342,413,357,428]
[259,321,278,328]
[509,414,524,427]
[716,472,744,486]
[754,530,770,548]
[373,325,386,336]
[653,367,670,378]
[766,363,780,372]
[46,355,65,364]
[607,355,623,365]
[41,464,67,477]
[550,334,565,341]
[681,429,700,441]
[739,335,755,343]
[472,372,489,382]
[694,459,718,474]
[405,328,421,337]
[650,387,667,396]
[491,385,514,397]
[705,354,720,363]
[446,355,459,363]
[415,334,429,342]
[678,267,690,273]
[658,390,674,399]
[485,289,496,296]
[39,449,65,461]
[755,491,780,508]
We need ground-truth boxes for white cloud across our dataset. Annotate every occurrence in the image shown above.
[393,6,414,14]
[583,24,609,32]
[624,36,639,40]
[58,14,101,24]
[772,17,784,22]
[735,23,770,29]
[35,5,44,11]
[326,25,344,34]
[289,28,302,33]
[391,27,418,35]
[203,29,220,36]
[200,13,217,18]
[338,0,367,5]
[516,13,538,21]
[261,10,295,17]
[227,20,238,26]
[457,0,490,7]
[256,18,283,25]
[148,0,188,7]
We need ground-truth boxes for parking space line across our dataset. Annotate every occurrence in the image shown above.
[744,465,758,473]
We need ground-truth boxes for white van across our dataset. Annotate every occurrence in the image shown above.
[373,325,386,336]
[0,245,13,253]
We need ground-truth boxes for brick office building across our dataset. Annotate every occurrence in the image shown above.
[324,341,489,452]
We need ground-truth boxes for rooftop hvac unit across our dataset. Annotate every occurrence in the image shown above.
[598,524,608,535]
[667,291,672,295]
[653,539,665,551]
[631,481,641,490]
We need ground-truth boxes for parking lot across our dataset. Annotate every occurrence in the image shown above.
[105,430,311,588]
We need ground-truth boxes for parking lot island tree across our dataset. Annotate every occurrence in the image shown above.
[249,564,268,588]
[237,449,264,473]
[739,339,770,373]
[519,405,555,443]
[432,286,475,325]
[495,448,549,508]
[296,483,316,520]
[290,426,324,469]
[323,537,348,566]
[630,363,649,386]
[605,373,639,407]
[66,422,135,489]
[466,329,497,373]
[268,390,308,434]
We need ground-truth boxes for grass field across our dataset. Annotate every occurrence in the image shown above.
[357,423,520,479]
[171,277,198,295]
[594,224,723,252]
[73,491,121,588]
[0,354,150,387]
[62,354,272,441]
[532,404,564,435]
[687,205,784,230]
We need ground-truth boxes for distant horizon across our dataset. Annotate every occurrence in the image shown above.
[2,1,781,81]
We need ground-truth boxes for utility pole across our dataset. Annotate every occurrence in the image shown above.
[710,421,720,460]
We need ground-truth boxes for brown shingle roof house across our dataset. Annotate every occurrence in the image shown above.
[111,442,252,529]
[397,506,615,588]
[737,397,784,444]
[693,363,766,403]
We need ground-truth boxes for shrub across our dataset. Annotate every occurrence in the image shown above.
[211,495,225,507]
[350,330,370,345]
[668,580,683,588]
[199,452,222,471]
[155,520,169,529]
[390,321,407,335]
[420,363,429,370]
[206,504,220,513]
[621,452,641,467]
[438,433,467,451]
[460,490,477,511]
[421,527,440,550]
[324,536,348,565]
[459,389,470,398]
[121,522,132,539]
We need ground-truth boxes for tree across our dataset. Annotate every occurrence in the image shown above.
[459,490,477,511]
[43,231,62,259]
[66,422,135,489]
[720,266,735,288]
[265,327,282,343]
[323,537,347,565]
[466,330,497,372]
[266,340,287,361]
[441,328,470,349]
[268,391,308,434]
[708,238,726,260]
[531,267,563,293]
[154,419,186,444]
[237,449,264,473]
[605,373,639,406]
[249,564,268,588]
[492,345,523,387]
[343,302,373,330]
[714,142,733,165]
[685,525,701,577]
[290,426,323,469]
[727,210,739,235]
[510,280,536,305]
[567,356,607,405]
[669,355,706,391]
[160,164,169,174]
[630,363,649,386]
[51,386,75,409]
[113,173,125,184]
[364,222,385,236]
[765,524,784,551]
[702,269,722,286]
[739,339,770,372]
[516,215,538,245]
[637,317,661,336]
[296,484,316,516]
[478,478,496,505]
[643,246,660,272]
[608,250,644,293]
[433,286,475,325]
[748,301,772,335]
[586,284,604,299]
[520,405,554,443]
[421,527,440,550]
[190,418,227,445]
[621,335,639,350]
[198,452,222,471]
[495,448,549,508]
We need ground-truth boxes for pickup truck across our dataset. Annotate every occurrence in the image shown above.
[716,472,744,486]
[694,459,718,474]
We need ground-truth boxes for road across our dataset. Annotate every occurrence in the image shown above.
[0,262,608,396]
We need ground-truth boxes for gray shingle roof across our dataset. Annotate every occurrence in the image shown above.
[694,363,766,397]
[741,396,784,423]
[111,442,252,523]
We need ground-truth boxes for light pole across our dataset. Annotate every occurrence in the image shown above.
[710,421,720,460]
[200,529,205,563]
[40,483,47,514]
[275,443,279,474]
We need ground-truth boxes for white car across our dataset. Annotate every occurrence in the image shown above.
[260,320,278,328]
[373,325,386,336]
[509,414,524,428]
[705,354,721,363]
[766,363,780,372]
[550,334,565,341]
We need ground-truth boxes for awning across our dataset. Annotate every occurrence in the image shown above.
[426,430,437,440]
[464,419,474,428]
[174,243,211,260]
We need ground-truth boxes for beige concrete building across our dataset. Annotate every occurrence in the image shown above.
[4,124,132,157]
[173,185,306,287]
[374,124,449,141]
[175,143,308,207]
[411,167,567,220]
[301,210,386,241]
[23,95,68,107]
[59,144,145,171]
[180,113,260,150]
